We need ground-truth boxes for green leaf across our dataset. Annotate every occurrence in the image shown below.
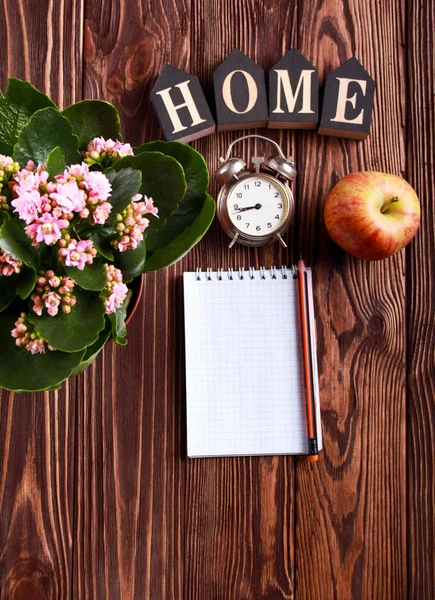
[65,257,107,291]
[0,274,18,311]
[89,232,114,261]
[0,307,84,392]
[0,218,39,269]
[110,152,187,233]
[13,107,80,167]
[104,168,142,215]
[6,78,57,113]
[0,79,56,156]
[46,146,66,178]
[62,100,121,150]
[29,287,106,352]
[114,240,146,283]
[69,325,111,377]
[135,141,209,251]
[16,267,37,299]
[144,193,215,272]
[108,302,128,345]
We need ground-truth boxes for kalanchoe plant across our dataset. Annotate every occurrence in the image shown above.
[0,78,215,392]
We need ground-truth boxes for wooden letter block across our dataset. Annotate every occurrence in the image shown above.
[213,49,268,131]
[151,65,215,143]
[318,57,375,140]
[268,49,318,129]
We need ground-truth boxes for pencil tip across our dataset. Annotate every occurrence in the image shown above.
[308,455,319,463]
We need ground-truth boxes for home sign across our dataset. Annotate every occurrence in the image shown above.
[151,49,375,143]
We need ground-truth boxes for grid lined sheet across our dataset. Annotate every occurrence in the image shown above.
[183,270,309,458]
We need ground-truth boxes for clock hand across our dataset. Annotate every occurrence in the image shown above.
[232,203,262,214]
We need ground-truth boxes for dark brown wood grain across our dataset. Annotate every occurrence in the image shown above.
[406,0,435,597]
[187,2,299,598]
[0,0,434,598]
[294,1,408,599]
[0,1,83,598]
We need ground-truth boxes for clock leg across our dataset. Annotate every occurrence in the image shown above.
[277,233,287,248]
[228,233,239,248]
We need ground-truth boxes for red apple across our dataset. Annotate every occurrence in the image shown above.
[324,171,420,260]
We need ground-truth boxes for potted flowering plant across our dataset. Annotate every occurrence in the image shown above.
[0,79,215,392]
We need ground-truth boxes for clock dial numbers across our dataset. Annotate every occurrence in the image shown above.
[227,177,288,236]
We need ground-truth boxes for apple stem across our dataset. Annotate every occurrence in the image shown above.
[381,196,399,213]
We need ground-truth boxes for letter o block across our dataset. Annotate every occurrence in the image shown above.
[213,49,268,131]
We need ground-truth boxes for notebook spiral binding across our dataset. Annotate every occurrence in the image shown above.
[195,266,298,281]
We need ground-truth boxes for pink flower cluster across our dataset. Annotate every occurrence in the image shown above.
[11,312,53,354]
[58,238,97,270]
[31,270,76,317]
[0,250,22,276]
[83,137,133,168]
[10,162,113,246]
[104,265,128,314]
[113,194,158,252]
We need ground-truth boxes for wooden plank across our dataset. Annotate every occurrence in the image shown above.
[294,1,407,598]
[0,0,83,597]
[73,1,190,597]
[406,0,435,596]
[186,1,299,598]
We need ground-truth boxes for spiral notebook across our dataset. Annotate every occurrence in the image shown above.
[183,267,322,458]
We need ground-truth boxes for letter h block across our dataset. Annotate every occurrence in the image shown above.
[151,65,216,143]
[268,49,318,129]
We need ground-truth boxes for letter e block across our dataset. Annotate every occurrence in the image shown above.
[268,49,318,129]
[213,49,268,131]
[318,57,375,140]
[151,65,216,143]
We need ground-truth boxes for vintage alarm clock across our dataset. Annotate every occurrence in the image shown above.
[215,134,296,248]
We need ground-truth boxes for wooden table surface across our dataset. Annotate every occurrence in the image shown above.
[0,0,434,598]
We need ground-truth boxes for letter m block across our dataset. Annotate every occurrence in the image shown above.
[268,49,318,130]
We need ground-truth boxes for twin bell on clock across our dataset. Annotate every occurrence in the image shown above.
[216,135,296,248]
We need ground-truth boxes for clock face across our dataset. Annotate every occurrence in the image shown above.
[226,175,289,236]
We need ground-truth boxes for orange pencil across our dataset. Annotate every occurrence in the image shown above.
[297,257,319,463]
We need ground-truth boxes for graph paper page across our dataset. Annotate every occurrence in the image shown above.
[183,270,312,458]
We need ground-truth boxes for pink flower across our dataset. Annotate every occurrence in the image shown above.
[0,250,22,276]
[105,282,128,314]
[87,137,133,158]
[31,294,44,316]
[88,137,106,154]
[113,140,133,157]
[83,171,112,202]
[50,181,86,213]
[45,292,61,316]
[142,195,159,216]
[92,201,112,225]
[58,238,97,270]
[31,271,76,317]
[64,163,89,179]
[11,312,53,353]
[0,154,17,172]
[112,196,156,252]
[11,189,43,223]
[117,235,139,252]
[25,213,69,246]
